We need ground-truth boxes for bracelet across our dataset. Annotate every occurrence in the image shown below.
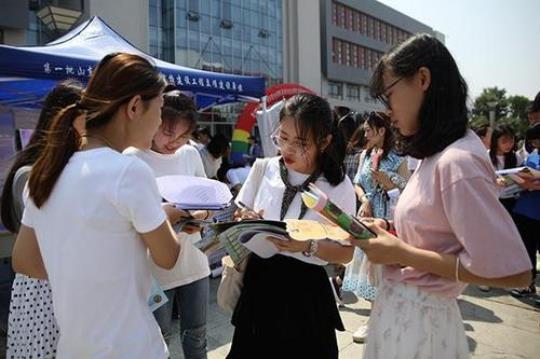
[455,256,461,282]
[302,240,319,257]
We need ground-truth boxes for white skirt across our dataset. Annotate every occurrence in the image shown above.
[7,273,59,358]
[363,280,470,359]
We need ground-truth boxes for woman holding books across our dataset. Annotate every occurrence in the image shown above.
[342,111,409,342]
[227,93,356,359]
[489,125,524,211]
[352,34,531,359]
[11,53,181,358]
[124,91,210,358]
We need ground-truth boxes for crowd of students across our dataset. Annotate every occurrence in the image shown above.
[0,33,537,359]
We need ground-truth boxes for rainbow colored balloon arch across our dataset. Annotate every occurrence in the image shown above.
[230,83,315,163]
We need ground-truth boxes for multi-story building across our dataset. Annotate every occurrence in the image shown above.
[284,0,439,114]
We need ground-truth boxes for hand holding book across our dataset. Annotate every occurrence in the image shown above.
[301,183,376,240]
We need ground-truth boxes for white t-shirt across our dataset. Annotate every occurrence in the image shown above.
[124,146,211,290]
[21,148,168,358]
[226,166,251,188]
[199,147,222,179]
[236,156,356,230]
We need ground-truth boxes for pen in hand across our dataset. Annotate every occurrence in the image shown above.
[237,201,264,220]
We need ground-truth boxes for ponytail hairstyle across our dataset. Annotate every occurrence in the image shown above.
[279,93,346,186]
[489,125,517,169]
[0,80,82,233]
[28,52,167,208]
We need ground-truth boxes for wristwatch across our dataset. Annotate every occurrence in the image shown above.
[302,240,319,257]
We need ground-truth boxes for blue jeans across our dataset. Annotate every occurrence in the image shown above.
[154,277,209,359]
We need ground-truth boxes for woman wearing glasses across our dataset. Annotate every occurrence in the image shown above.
[227,93,356,359]
[353,34,531,359]
[342,111,409,343]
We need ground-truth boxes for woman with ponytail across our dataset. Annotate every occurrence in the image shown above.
[0,80,81,357]
[11,53,181,358]
[227,93,355,359]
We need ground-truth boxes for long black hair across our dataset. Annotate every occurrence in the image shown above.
[0,80,82,233]
[370,33,469,159]
[279,93,346,186]
[364,111,394,160]
[489,125,517,169]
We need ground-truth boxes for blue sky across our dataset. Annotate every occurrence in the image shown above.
[377,0,540,101]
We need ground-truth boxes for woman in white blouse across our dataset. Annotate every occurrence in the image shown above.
[226,94,356,359]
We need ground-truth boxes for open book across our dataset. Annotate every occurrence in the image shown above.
[301,183,376,240]
[156,175,233,210]
[211,219,352,266]
[496,166,540,198]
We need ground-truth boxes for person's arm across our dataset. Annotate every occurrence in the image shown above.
[399,242,531,288]
[267,238,354,264]
[354,176,533,289]
[355,184,372,217]
[516,172,540,190]
[354,225,530,288]
[140,221,180,270]
[12,225,47,279]
[397,160,410,180]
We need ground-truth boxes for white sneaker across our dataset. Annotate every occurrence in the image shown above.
[478,285,490,292]
[352,324,369,343]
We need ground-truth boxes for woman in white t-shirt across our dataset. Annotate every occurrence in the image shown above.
[11,53,182,359]
[125,92,211,358]
[488,125,523,211]
[227,94,356,359]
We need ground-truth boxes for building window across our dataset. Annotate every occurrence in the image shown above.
[353,12,360,32]
[338,4,345,27]
[351,43,358,68]
[361,13,367,34]
[332,2,337,25]
[332,38,341,64]
[343,41,350,66]
[347,84,361,101]
[346,7,353,30]
[329,82,343,99]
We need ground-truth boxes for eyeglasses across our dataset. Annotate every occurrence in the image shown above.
[377,77,403,108]
[271,131,310,153]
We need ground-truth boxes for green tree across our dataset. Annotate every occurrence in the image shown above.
[507,95,530,120]
[472,87,508,119]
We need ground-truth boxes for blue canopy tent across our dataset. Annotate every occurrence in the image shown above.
[0,16,265,109]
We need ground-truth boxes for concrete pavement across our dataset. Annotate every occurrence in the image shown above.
[168,277,540,359]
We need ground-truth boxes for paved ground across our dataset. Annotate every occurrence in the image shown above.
[167,277,540,359]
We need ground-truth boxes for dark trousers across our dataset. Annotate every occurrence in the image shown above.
[513,213,540,281]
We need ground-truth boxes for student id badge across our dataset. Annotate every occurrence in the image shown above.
[148,276,168,312]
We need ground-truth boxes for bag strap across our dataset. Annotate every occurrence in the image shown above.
[251,157,270,191]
